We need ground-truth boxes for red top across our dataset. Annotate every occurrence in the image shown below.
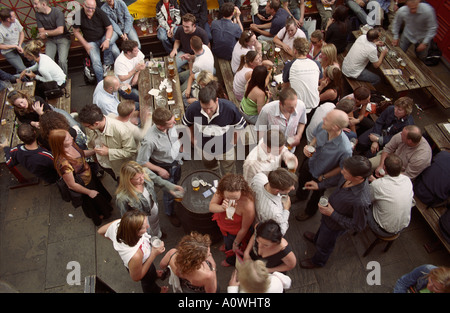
[212,211,243,236]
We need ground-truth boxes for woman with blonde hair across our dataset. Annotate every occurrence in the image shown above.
[318,64,343,104]
[183,71,227,107]
[394,264,450,293]
[209,173,256,267]
[159,232,218,293]
[98,210,168,293]
[115,161,184,238]
[49,128,112,225]
[320,43,339,72]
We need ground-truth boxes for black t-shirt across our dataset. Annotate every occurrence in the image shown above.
[73,8,111,42]
[174,26,209,54]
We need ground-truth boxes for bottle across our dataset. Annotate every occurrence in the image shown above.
[158,62,165,78]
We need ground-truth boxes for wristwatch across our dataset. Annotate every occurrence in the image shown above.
[45,32,48,37]
[321,175,326,181]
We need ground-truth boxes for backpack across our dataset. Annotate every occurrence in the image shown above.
[83,56,96,85]
[423,40,442,67]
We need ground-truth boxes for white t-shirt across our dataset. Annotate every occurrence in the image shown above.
[342,35,379,78]
[192,45,215,78]
[0,20,23,54]
[286,58,320,112]
[104,219,152,269]
[114,50,145,85]
[27,54,66,85]
[276,27,306,51]
[231,42,254,73]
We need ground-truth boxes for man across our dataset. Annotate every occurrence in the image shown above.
[295,109,353,221]
[368,154,414,237]
[179,0,212,41]
[316,0,336,30]
[93,75,121,116]
[78,104,137,180]
[1,123,58,184]
[250,0,290,41]
[0,9,27,73]
[255,87,307,153]
[114,40,146,103]
[251,168,297,235]
[392,0,438,60]
[101,0,141,59]
[182,84,247,176]
[0,69,20,91]
[282,37,321,116]
[282,0,306,28]
[371,125,432,181]
[72,0,116,83]
[32,0,71,75]
[244,129,298,183]
[169,13,210,72]
[342,28,388,85]
[211,2,243,61]
[180,36,215,98]
[108,100,150,144]
[137,107,183,227]
[300,155,372,268]
[156,0,181,54]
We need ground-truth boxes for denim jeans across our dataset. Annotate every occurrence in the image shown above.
[346,0,369,24]
[118,87,140,104]
[3,50,27,73]
[157,25,179,54]
[45,36,71,75]
[88,36,115,82]
[355,68,381,85]
[311,221,345,267]
[110,27,141,59]
[175,51,188,72]
[399,34,429,60]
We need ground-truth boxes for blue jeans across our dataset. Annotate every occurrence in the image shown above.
[399,34,429,60]
[110,27,141,59]
[88,36,115,83]
[157,25,179,54]
[155,161,181,216]
[175,51,188,72]
[3,49,27,73]
[355,68,381,85]
[45,36,71,75]
[118,88,140,105]
[311,221,345,267]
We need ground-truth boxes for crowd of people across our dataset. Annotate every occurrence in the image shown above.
[0,0,449,293]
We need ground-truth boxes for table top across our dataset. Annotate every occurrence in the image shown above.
[352,29,431,93]
[138,56,184,127]
[425,122,450,152]
[261,41,290,101]
[179,170,221,214]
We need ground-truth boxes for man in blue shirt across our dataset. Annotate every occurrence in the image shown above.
[300,155,372,268]
[182,84,247,175]
[250,0,290,41]
[211,2,243,60]
[295,109,353,221]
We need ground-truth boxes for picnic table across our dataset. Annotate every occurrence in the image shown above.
[425,122,450,152]
[352,29,431,94]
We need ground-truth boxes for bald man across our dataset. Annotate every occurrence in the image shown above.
[93,75,120,115]
[295,109,353,221]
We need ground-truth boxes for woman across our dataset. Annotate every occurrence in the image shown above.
[20,40,66,99]
[183,70,227,108]
[98,210,168,293]
[7,90,51,129]
[356,96,414,157]
[273,17,306,58]
[231,30,262,73]
[318,64,343,104]
[324,5,350,54]
[394,264,450,293]
[240,65,270,124]
[307,30,324,63]
[320,43,339,72]
[209,174,256,267]
[49,129,113,226]
[243,219,296,273]
[159,232,218,293]
[115,161,184,238]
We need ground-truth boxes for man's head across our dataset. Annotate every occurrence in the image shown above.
[322,109,349,133]
[262,130,286,156]
[406,0,420,14]
[153,107,175,131]
[32,0,49,14]
[401,125,422,147]
[220,2,235,18]
[353,86,371,106]
[103,75,120,94]
[190,36,203,54]
[78,104,105,130]
[181,13,197,34]
[17,123,37,145]
[121,40,140,58]
[83,0,97,18]
[384,154,403,177]
[117,100,135,118]
[0,8,13,23]
[293,37,310,57]
[198,84,219,119]
[367,29,380,42]
[266,0,281,16]
[335,98,355,114]
[278,87,298,115]
[268,168,297,195]
[341,155,372,181]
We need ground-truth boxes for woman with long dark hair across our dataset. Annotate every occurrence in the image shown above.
[240,65,270,124]
[324,5,350,54]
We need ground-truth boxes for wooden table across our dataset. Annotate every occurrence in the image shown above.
[138,56,184,126]
[262,41,290,101]
[352,29,431,94]
[425,122,450,152]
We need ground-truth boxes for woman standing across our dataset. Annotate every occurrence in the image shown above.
[209,174,255,267]
[324,5,350,54]
[159,232,218,293]
[240,65,270,124]
[243,219,296,273]
[98,210,168,293]
[115,161,184,238]
[49,129,112,226]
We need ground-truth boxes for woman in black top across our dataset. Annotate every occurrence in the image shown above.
[7,90,51,129]
[324,5,350,54]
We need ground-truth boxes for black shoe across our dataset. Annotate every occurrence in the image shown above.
[295,212,313,221]
[168,214,181,227]
[299,258,321,269]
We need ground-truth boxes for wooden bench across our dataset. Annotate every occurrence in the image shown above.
[337,52,376,93]
[414,196,450,254]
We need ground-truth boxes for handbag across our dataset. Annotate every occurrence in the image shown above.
[41,81,65,99]
[303,17,317,40]
[56,174,85,208]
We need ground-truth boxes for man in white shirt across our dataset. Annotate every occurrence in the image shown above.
[368,154,414,236]
[342,28,388,85]
[255,87,307,153]
[0,9,27,73]
[114,40,146,103]
[251,168,297,235]
[243,129,298,183]
[93,75,121,116]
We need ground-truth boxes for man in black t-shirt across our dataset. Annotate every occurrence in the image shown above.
[73,0,116,82]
